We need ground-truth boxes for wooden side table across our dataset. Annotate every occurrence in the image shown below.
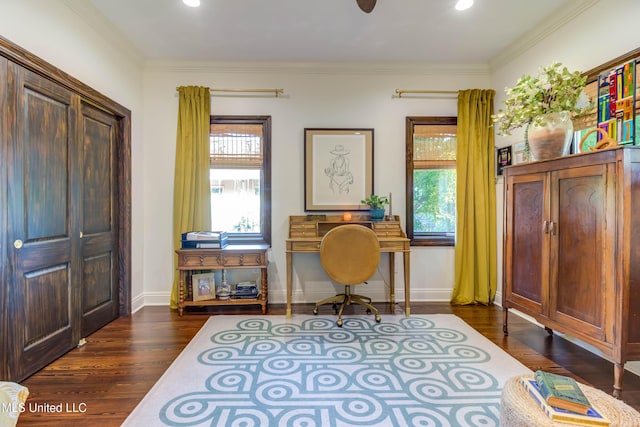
[176,244,269,316]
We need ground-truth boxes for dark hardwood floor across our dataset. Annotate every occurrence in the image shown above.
[16,302,640,426]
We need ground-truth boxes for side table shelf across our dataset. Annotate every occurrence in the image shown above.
[176,244,269,316]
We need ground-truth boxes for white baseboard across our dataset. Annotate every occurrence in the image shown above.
[131,287,454,310]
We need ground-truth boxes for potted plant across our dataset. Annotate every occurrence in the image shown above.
[361,194,389,221]
[492,62,592,161]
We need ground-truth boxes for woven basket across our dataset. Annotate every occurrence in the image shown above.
[579,128,618,153]
[500,375,640,426]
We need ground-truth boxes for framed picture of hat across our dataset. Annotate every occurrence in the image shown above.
[304,128,374,211]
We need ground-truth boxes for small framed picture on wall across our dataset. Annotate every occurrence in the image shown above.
[496,145,512,175]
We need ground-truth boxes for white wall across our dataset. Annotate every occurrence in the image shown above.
[142,62,491,306]
[3,0,638,316]
[0,0,146,306]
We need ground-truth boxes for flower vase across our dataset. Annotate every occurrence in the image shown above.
[526,111,574,161]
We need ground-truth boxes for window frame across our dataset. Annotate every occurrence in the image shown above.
[210,115,271,246]
[405,116,457,247]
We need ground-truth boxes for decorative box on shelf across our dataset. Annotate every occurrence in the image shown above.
[181,231,228,249]
[234,281,259,299]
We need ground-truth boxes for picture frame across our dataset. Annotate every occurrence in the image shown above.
[512,141,528,164]
[192,272,215,302]
[304,128,374,211]
[496,145,512,176]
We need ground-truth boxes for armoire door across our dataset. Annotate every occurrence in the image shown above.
[6,63,80,379]
[79,102,119,337]
[504,171,548,316]
[548,163,615,342]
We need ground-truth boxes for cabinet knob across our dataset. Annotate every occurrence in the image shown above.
[542,221,549,234]
[13,239,23,249]
[549,221,557,235]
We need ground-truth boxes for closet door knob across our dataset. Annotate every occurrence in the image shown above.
[14,239,23,249]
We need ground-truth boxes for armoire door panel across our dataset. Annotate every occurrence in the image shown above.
[550,166,608,339]
[629,163,640,344]
[6,64,80,380]
[79,102,118,337]
[506,175,546,312]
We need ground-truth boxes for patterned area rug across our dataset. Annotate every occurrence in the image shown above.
[123,314,530,427]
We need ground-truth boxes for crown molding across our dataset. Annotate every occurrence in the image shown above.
[62,0,145,68]
[144,60,490,76]
[489,0,601,70]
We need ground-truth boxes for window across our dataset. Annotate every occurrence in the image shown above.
[210,116,271,244]
[406,116,457,246]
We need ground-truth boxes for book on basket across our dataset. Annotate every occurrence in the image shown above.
[534,370,592,414]
[520,377,610,426]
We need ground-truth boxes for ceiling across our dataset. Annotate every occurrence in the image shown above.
[86,0,591,65]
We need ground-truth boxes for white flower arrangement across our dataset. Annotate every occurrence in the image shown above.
[492,62,591,136]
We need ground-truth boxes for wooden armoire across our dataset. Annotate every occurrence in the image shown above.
[502,147,640,396]
[0,36,131,382]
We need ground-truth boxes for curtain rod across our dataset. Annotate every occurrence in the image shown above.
[394,89,458,98]
[176,87,285,97]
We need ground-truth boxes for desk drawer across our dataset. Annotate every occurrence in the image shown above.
[179,253,223,268]
[223,252,266,267]
[379,241,408,251]
[374,230,403,237]
[373,222,403,237]
[288,241,321,251]
[290,223,317,237]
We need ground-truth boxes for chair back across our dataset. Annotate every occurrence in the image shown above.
[320,224,380,285]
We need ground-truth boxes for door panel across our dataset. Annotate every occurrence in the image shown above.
[505,173,546,314]
[0,56,7,379]
[6,63,79,379]
[80,102,118,336]
[23,265,71,350]
[550,165,610,340]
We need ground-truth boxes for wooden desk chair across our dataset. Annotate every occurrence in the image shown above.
[313,224,381,327]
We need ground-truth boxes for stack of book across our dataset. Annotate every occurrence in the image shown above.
[181,231,228,249]
[519,371,610,426]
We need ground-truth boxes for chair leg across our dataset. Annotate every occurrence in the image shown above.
[350,295,381,323]
[314,294,346,315]
[314,285,381,325]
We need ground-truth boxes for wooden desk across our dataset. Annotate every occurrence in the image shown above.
[176,244,269,316]
[285,214,410,318]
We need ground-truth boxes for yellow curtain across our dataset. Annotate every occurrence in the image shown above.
[170,86,212,309]
[451,89,497,305]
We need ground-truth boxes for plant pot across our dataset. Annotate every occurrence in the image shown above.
[369,208,385,221]
[526,111,574,161]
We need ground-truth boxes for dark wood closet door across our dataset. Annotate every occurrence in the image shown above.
[6,63,81,379]
[79,102,119,336]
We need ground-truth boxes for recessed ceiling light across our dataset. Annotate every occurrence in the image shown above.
[455,0,474,11]
[183,0,200,7]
